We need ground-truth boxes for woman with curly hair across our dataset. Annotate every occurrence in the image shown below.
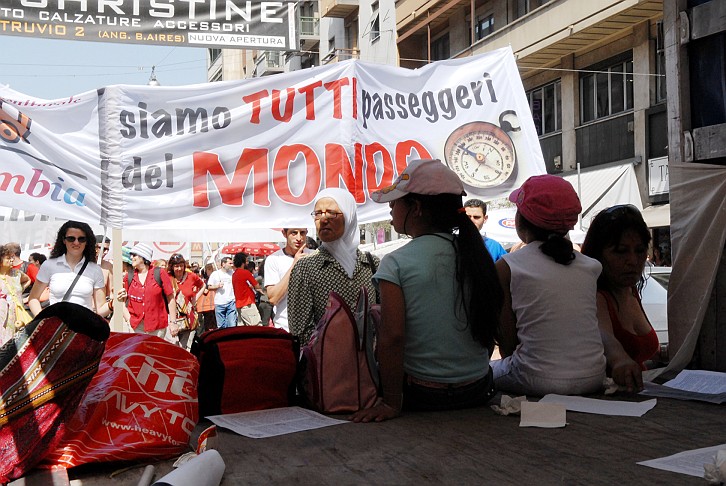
[28,221,110,317]
[168,253,205,349]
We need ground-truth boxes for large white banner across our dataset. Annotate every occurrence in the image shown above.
[0,47,545,230]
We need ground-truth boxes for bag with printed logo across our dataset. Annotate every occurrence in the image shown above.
[41,332,199,468]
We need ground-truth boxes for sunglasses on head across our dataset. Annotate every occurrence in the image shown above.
[64,236,87,243]
[603,204,639,217]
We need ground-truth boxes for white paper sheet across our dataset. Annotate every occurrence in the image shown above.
[664,369,726,394]
[640,381,726,404]
[152,449,225,486]
[207,406,347,439]
[637,444,726,478]
[519,401,566,428]
[539,394,656,417]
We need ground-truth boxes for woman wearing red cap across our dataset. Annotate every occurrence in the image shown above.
[492,175,606,396]
[351,159,502,422]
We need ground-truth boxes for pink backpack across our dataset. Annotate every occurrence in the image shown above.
[300,287,380,413]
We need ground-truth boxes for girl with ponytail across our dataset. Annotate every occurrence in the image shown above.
[492,175,606,396]
[350,159,503,423]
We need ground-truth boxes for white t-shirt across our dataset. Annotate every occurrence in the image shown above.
[264,248,311,331]
[208,268,234,305]
[37,256,105,309]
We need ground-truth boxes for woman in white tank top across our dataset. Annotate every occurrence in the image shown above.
[492,175,606,396]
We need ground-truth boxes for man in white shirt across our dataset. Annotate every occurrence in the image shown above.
[265,228,312,332]
[206,257,236,329]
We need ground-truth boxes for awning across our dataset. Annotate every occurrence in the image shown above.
[562,163,643,231]
[641,204,671,228]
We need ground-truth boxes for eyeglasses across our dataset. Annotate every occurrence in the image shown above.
[311,210,344,220]
[603,204,640,217]
[64,236,87,243]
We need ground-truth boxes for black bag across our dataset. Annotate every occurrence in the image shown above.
[191,326,300,419]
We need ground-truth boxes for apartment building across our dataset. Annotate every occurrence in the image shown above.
[394,0,668,242]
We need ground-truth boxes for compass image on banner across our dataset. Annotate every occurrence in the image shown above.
[443,112,519,189]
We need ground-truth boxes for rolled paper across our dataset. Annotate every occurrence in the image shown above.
[152,450,225,486]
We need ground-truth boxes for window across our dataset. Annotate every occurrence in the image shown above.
[471,14,494,43]
[371,1,380,41]
[527,80,561,136]
[580,58,634,123]
[209,48,222,64]
[656,21,667,103]
[431,33,450,61]
[328,35,336,57]
[298,2,319,36]
[515,0,530,19]
[345,21,357,50]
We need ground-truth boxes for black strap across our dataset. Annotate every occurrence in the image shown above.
[126,267,169,307]
[365,252,380,304]
[62,259,90,302]
[365,251,378,274]
[154,267,169,308]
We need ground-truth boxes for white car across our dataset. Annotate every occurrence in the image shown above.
[640,266,671,346]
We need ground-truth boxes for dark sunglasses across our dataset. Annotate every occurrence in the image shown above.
[64,236,87,243]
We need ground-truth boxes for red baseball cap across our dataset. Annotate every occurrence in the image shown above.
[509,175,581,231]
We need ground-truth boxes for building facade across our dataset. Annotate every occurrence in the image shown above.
[396,0,666,201]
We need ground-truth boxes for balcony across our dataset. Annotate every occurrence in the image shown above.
[396,0,663,75]
[320,0,358,18]
[299,16,320,49]
[322,47,361,64]
[463,0,663,75]
[255,50,285,77]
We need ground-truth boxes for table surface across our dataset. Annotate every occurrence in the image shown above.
[66,393,723,485]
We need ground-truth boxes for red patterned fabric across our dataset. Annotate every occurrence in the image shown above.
[0,303,109,484]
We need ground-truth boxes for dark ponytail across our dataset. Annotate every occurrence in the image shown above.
[518,213,575,265]
[404,193,503,350]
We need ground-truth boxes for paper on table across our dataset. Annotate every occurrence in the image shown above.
[207,406,347,439]
[637,443,726,478]
[152,449,225,486]
[640,381,726,404]
[664,369,726,394]
[539,394,656,417]
[519,401,566,428]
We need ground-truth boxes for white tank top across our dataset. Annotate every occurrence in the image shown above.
[503,243,606,380]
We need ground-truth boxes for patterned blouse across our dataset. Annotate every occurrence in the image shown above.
[288,247,379,344]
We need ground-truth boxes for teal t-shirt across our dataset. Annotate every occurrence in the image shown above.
[374,234,490,383]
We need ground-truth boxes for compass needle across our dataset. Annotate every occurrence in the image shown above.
[444,120,517,188]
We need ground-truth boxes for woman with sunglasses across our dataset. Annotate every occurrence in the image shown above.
[288,188,379,344]
[581,205,658,392]
[28,221,109,317]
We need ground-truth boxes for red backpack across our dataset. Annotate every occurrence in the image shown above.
[300,287,380,414]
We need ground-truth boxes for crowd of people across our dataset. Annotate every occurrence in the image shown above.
[0,159,664,421]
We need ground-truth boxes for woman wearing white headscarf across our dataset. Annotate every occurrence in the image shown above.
[288,188,379,344]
